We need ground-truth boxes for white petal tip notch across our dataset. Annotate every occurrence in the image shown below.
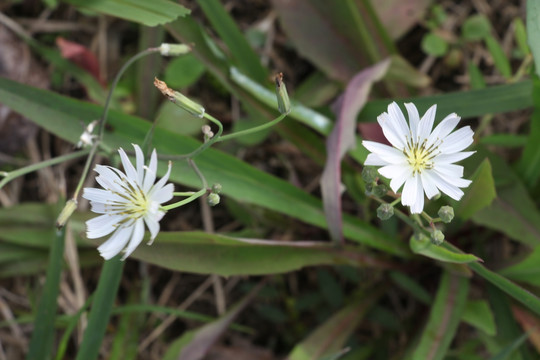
[82,144,174,260]
[363,102,474,214]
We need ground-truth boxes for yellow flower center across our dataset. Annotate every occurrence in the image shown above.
[405,139,437,175]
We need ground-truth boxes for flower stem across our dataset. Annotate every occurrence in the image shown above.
[162,188,207,211]
[173,191,198,196]
[216,113,288,143]
[0,149,90,190]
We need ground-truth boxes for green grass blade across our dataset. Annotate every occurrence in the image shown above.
[412,271,469,360]
[527,0,540,78]
[26,227,65,360]
[75,258,124,360]
[64,0,190,26]
[197,0,267,83]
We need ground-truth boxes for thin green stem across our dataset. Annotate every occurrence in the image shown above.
[162,188,206,211]
[173,191,198,196]
[188,158,209,189]
[0,149,90,190]
[182,113,224,159]
[216,113,287,143]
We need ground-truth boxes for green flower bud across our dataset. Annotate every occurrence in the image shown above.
[159,43,191,56]
[154,78,205,118]
[377,203,394,220]
[438,205,454,223]
[431,229,445,245]
[207,193,220,207]
[373,183,389,198]
[56,199,78,229]
[275,73,291,114]
[211,183,222,194]
[361,167,377,183]
[365,181,375,195]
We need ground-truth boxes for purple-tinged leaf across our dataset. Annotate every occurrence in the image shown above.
[373,0,431,39]
[321,59,391,244]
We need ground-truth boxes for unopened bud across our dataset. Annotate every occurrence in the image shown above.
[275,72,291,114]
[154,77,205,118]
[438,206,454,223]
[56,199,78,229]
[373,183,389,198]
[377,203,394,220]
[431,230,445,245]
[207,193,220,207]
[211,183,222,194]
[159,43,191,56]
[361,167,377,183]
[365,181,375,195]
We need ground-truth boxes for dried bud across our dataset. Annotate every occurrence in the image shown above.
[377,203,394,220]
[275,72,291,114]
[438,205,454,223]
[431,230,445,245]
[207,193,220,207]
[154,77,205,118]
[56,199,78,229]
[159,43,191,56]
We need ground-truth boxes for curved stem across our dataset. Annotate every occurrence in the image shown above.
[162,188,206,211]
[216,113,287,143]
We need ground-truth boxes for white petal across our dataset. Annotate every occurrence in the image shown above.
[118,147,138,183]
[417,104,436,143]
[433,151,475,164]
[433,163,464,178]
[143,149,158,192]
[151,183,174,204]
[439,127,474,153]
[387,102,410,139]
[377,112,406,149]
[420,171,440,199]
[149,161,172,198]
[144,214,160,244]
[133,144,145,184]
[362,141,406,164]
[86,214,124,239]
[404,103,420,140]
[94,165,126,193]
[402,175,424,213]
[364,153,388,166]
[426,113,460,149]
[83,188,128,207]
[390,168,413,193]
[121,219,145,260]
[97,225,133,260]
[428,172,466,200]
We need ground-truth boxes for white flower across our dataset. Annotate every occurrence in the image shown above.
[76,120,98,148]
[82,144,174,260]
[362,102,474,214]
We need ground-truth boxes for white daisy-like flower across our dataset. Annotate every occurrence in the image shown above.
[362,102,474,214]
[82,144,174,260]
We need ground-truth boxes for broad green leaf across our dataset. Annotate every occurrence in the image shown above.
[0,76,406,256]
[197,0,267,83]
[517,76,540,188]
[527,0,540,78]
[412,271,469,360]
[421,32,448,56]
[499,245,540,287]
[358,81,532,123]
[472,147,540,246]
[480,134,527,148]
[454,158,496,220]
[132,232,389,276]
[410,235,481,264]
[462,300,496,336]
[163,53,206,89]
[64,0,190,26]
[288,292,380,360]
[462,14,491,41]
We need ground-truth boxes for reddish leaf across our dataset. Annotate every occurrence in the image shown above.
[374,0,431,39]
[358,122,390,145]
[56,37,104,86]
[321,59,390,244]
